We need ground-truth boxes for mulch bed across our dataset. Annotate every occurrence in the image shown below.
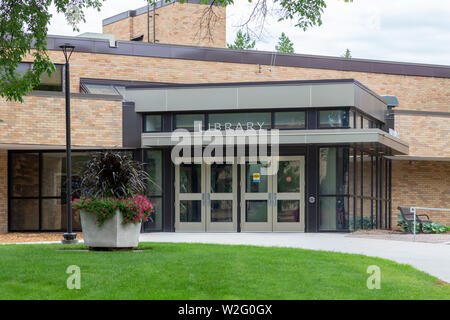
[0,232,83,244]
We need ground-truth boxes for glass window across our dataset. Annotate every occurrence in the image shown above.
[208,112,271,130]
[42,153,65,197]
[274,111,305,129]
[144,115,162,132]
[246,200,267,222]
[362,117,370,129]
[246,162,268,193]
[211,200,233,222]
[180,163,202,193]
[11,153,39,197]
[16,63,63,92]
[145,150,163,196]
[319,148,349,195]
[277,160,301,193]
[10,199,39,231]
[319,110,349,128]
[175,114,205,131]
[319,196,348,231]
[143,197,163,231]
[83,84,119,95]
[180,200,201,222]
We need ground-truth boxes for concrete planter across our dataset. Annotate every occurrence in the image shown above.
[80,210,141,249]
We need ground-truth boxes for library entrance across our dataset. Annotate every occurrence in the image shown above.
[174,157,305,232]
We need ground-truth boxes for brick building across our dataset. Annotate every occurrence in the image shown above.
[0,0,448,233]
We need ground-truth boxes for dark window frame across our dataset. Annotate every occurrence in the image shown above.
[142,114,163,133]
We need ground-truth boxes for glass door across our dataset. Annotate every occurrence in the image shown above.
[206,163,237,232]
[240,160,273,232]
[272,156,305,232]
[175,163,206,232]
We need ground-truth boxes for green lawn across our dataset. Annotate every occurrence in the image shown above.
[0,242,448,300]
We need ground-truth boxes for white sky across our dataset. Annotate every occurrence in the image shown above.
[48,0,450,65]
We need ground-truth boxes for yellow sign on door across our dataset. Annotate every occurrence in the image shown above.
[253,173,260,182]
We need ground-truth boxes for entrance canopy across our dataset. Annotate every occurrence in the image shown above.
[125,79,409,156]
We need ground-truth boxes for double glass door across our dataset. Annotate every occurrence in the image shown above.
[241,156,305,232]
[175,162,237,232]
[175,156,304,232]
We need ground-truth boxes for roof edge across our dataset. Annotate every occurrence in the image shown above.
[45,35,450,79]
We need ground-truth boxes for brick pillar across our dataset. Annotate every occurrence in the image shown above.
[0,150,7,233]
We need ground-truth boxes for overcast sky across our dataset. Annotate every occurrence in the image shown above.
[48,0,450,65]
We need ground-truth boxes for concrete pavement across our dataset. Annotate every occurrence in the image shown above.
[140,232,450,282]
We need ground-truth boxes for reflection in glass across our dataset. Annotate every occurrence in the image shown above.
[211,200,232,222]
[277,160,300,193]
[180,200,201,222]
[319,196,348,231]
[246,162,268,193]
[42,153,65,197]
[274,112,305,129]
[144,115,162,132]
[246,200,267,222]
[319,110,349,128]
[175,114,204,130]
[211,164,232,193]
[145,150,163,196]
[10,199,39,231]
[143,198,163,231]
[277,200,300,222]
[11,153,39,197]
[180,164,201,193]
[319,148,349,195]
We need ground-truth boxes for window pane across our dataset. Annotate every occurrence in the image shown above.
[319,196,348,231]
[277,200,300,222]
[246,200,267,222]
[210,164,232,193]
[11,153,39,197]
[143,197,163,231]
[209,113,271,130]
[175,114,204,131]
[145,150,163,196]
[319,110,349,128]
[319,148,349,195]
[277,160,300,193]
[180,163,201,193]
[35,65,63,92]
[84,84,118,95]
[180,200,201,222]
[211,200,233,222]
[10,199,39,231]
[144,115,162,132]
[42,153,65,197]
[246,162,268,193]
[274,112,305,129]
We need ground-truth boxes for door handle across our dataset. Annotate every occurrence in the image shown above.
[207,193,210,206]
[202,193,205,206]
[268,193,271,206]
[274,193,277,206]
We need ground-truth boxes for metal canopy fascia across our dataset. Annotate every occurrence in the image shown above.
[141,129,409,155]
[125,80,387,122]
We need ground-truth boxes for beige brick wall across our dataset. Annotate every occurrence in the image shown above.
[0,95,122,147]
[0,150,7,233]
[103,2,227,47]
[391,160,450,228]
[41,49,449,158]
[395,114,449,157]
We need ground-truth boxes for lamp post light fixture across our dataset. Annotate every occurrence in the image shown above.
[60,43,78,245]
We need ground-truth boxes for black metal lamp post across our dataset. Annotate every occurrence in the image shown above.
[60,44,78,245]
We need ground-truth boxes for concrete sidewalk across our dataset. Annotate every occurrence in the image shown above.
[140,232,450,282]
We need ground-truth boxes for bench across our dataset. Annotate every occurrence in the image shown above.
[398,206,431,233]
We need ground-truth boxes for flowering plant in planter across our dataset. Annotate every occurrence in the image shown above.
[72,151,155,249]
[72,195,154,227]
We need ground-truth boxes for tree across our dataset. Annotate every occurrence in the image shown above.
[227,30,256,50]
[0,0,353,102]
[342,48,352,59]
[275,32,294,53]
